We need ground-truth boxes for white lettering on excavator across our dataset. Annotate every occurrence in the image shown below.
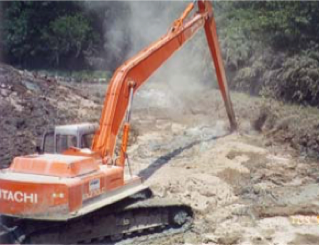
[0,189,38,204]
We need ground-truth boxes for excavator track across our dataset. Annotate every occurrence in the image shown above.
[0,190,193,244]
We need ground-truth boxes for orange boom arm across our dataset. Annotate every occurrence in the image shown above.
[92,0,237,160]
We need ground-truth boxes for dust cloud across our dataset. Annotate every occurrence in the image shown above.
[102,1,217,95]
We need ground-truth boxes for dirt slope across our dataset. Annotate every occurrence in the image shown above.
[0,64,101,168]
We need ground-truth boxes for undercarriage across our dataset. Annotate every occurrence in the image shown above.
[0,189,193,244]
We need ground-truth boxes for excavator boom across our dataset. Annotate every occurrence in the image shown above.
[0,1,237,243]
[92,0,237,159]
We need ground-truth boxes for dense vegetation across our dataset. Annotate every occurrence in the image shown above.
[1,1,319,106]
[218,2,319,106]
[0,1,120,70]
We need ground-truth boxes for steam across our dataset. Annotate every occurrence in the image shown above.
[102,1,216,94]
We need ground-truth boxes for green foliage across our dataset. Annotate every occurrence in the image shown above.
[2,2,35,63]
[2,1,319,107]
[42,14,93,66]
[222,29,252,70]
[219,2,319,51]
[233,56,266,93]
[233,48,319,106]
[213,1,319,106]
[0,1,101,69]
[275,52,319,105]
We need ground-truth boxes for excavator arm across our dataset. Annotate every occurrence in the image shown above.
[0,2,237,234]
[92,0,237,162]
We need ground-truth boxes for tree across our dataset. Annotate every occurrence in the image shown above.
[0,1,101,69]
[220,2,319,51]
[42,14,93,67]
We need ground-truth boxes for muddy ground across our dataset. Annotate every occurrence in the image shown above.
[78,80,319,245]
[118,83,319,245]
[1,64,319,244]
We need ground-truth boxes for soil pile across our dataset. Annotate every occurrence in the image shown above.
[0,63,101,168]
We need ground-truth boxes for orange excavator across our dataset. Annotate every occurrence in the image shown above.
[0,1,237,243]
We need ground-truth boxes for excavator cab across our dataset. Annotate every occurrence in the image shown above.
[40,123,98,154]
[0,1,237,243]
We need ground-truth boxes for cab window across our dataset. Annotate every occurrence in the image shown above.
[56,135,77,153]
[81,134,94,149]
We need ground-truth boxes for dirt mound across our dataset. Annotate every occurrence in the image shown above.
[250,99,319,159]
[0,63,101,168]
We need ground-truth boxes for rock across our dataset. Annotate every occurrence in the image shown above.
[203,233,219,243]
[217,232,241,245]
[183,232,201,244]
[0,88,10,97]
[171,123,186,134]
[21,80,40,92]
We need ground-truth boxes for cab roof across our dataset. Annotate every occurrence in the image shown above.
[55,123,98,136]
